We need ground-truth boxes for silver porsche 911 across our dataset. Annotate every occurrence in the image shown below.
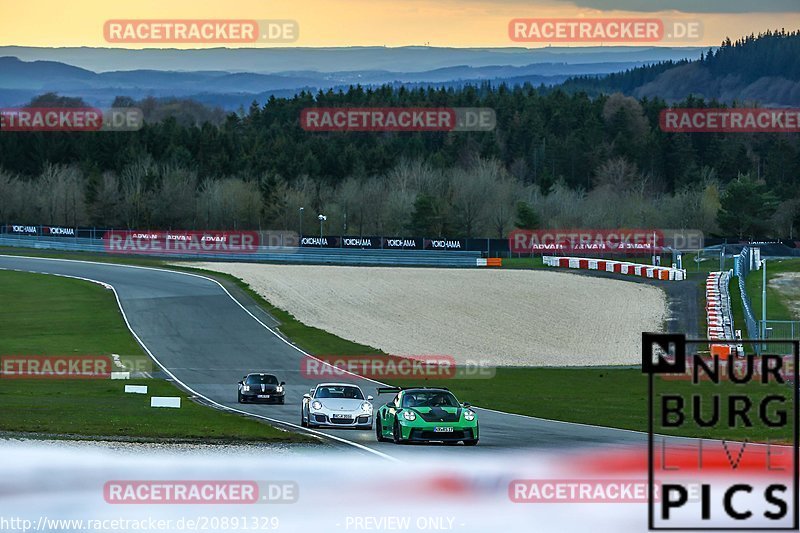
[301,383,374,429]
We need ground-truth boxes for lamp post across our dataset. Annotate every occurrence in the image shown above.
[762,258,767,340]
[299,207,304,238]
[318,214,326,239]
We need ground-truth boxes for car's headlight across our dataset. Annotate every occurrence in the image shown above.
[402,410,416,421]
[464,409,475,421]
[360,402,372,412]
[242,385,250,392]
[276,386,284,393]
[312,401,323,411]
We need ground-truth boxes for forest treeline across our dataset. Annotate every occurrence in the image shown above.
[0,33,798,239]
[559,29,800,102]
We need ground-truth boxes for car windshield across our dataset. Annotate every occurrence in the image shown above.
[314,385,364,400]
[402,391,459,408]
[246,374,278,385]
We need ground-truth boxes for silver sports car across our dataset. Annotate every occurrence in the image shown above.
[301,383,374,429]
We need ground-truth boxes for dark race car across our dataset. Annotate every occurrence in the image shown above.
[237,373,286,404]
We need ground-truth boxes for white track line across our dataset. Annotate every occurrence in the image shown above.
[0,257,397,461]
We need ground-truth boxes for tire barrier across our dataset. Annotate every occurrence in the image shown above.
[542,256,686,281]
[706,270,743,357]
[476,257,502,267]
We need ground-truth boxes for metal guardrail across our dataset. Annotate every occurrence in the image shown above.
[0,235,482,267]
[735,246,760,350]
[713,271,735,338]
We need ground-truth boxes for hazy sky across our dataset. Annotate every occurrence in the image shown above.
[2,0,798,48]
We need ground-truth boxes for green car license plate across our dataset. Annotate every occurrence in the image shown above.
[434,427,454,433]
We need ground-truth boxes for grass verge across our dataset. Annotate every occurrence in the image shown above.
[0,269,310,443]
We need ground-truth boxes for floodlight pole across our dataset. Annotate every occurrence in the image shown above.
[299,207,304,237]
[762,258,767,339]
[318,214,326,239]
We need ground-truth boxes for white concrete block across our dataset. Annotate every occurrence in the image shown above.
[150,396,181,408]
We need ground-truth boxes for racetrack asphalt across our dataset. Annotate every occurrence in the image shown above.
[0,255,654,459]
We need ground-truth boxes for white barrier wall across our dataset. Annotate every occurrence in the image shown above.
[543,256,686,281]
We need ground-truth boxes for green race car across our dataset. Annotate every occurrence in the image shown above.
[374,387,478,445]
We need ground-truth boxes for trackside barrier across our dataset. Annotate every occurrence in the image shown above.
[735,246,760,348]
[0,235,482,268]
[706,270,743,357]
[476,258,502,267]
[542,256,685,281]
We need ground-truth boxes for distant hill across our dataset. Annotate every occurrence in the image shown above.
[0,49,701,109]
[560,30,800,106]
[0,45,703,73]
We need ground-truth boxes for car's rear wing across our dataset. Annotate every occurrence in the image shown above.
[376,386,449,395]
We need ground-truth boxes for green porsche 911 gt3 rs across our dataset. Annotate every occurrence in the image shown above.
[374,387,478,445]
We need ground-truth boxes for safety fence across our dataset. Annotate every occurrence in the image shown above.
[734,246,760,344]
[0,235,485,268]
[542,256,686,281]
[762,319,800,339]
[760,319,800,355]
[0,223,508,256]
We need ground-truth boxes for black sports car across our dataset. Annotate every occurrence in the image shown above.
[237,373,286,404]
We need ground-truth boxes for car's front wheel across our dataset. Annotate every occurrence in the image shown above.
[464,425,479,445]
[392,418,407,445]
[375,415,388,442]
[300,408,308,427]
[237,393,244,404]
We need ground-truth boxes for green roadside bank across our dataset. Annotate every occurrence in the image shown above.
[0,268,312,443]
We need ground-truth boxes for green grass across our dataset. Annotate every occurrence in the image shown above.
[0,270,144,356]
[0,270,310,443]
[0,378,303,441]
[501,256,546,269]
[745,258,800,323]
